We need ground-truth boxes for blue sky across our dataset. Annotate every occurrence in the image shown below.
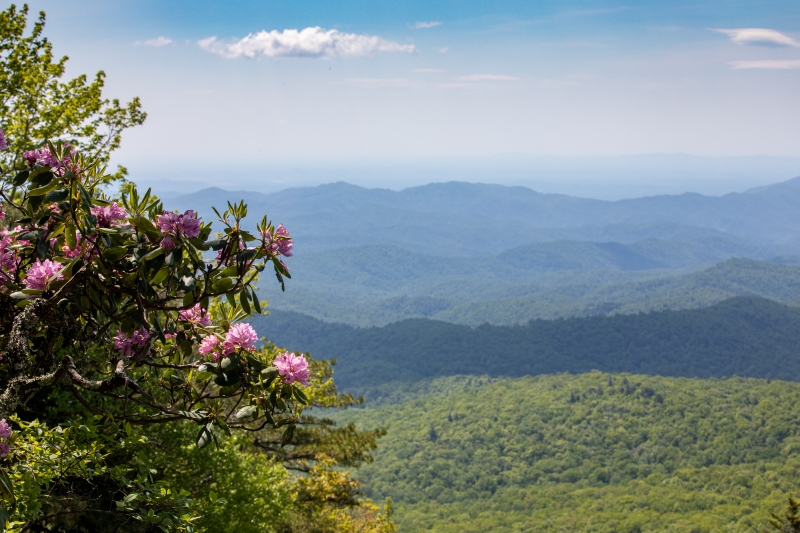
[21,0,800,188]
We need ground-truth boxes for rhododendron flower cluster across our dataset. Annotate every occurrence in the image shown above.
[22,143,74,170]
[0,232,18,282]
[157,210,201,250]
[113,328,150,358]
[274,351,310,386]
[24,258,64,291]
[262,224,293,258]
[90,202,128,227]
[198,323,259,362]
[0,419,12,458]
[225,323,258,352]
[178,304,211,327]
[198,335,223,361]
[0,127,7,151]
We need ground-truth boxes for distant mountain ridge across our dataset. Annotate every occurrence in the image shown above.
[165,177,800,254]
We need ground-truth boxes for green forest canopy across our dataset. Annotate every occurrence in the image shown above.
[252,296,800,394]
[337,372,800,533]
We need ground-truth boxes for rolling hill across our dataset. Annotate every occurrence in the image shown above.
[262,257,800,326]
[334,373,800,532]
[252,296,800,393]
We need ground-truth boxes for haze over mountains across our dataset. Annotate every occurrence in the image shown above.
[165,176,800,326]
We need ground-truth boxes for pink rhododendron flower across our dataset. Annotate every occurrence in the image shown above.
[273,352,310,386]
[178,303,211,327]
[0,419,11,439]
[160,235,175,251]
[0,443,9,458]
[224,323,258,352]
[198,335,224,361]
[24,259,64,291]
[61,234,97,259]
[157,210,201,249]
[90,202,128,227]
[0,204,5,220]
[113,328,149,358]
[23,143,74,170]
[262,224,293,258]
[0,233,18,281]
[0,128,7,151]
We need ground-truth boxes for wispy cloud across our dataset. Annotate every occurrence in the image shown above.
[135,36,173,47]
[730,59,800,69]
[348,78,422,88]
[458,74,519,82]
[413,68,445,73]
[413,21,441,29]
[712,28,800,47]
[438,46,449,54]
[198,27,415,59]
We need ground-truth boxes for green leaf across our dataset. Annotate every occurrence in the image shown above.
[102,246,129,261]
[251,288,263,314]
[293,386,309,405]
[261,366,279,377]
[225,291,237,308]
[195,371,213,382]
[65,224,77,250]
[28,181,58,198]
[165,247,181,267]
[280,425,295,447]
[36,238,48,259]
[45,188,69,202]
[212,278,234,292]
[220,265,239,277]
[240,290,251,314]
[12,170,29,186]
[236,405,257,420]
[182,290,195,307]
[214,373,240,387]
[0,468,16,508]
[18,229,44,241]
[141,246,166,261]
[150,267,169,285]
[21,288,43,296]
[202,238,226,251]
[179,410,208,421]
[196,424,214,449]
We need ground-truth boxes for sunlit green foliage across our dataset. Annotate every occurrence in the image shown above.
[338,373,800,532]
[0,4,145,182]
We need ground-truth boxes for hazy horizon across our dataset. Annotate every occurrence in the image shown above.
[131,152,800,201]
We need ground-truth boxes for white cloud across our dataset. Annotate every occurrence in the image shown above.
[438,46,449,54]
[712,28,800,47]
[730,59,800,69]
[198,27,415,59]
[135,36,173,47]
[413,68,445,73]
[458,74,519,82]
[414,21,441,29]
[348,78,422,88]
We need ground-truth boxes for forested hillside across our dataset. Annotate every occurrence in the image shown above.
[336,373,800,532]
[262,257,800,326]
[252,296,800,393]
